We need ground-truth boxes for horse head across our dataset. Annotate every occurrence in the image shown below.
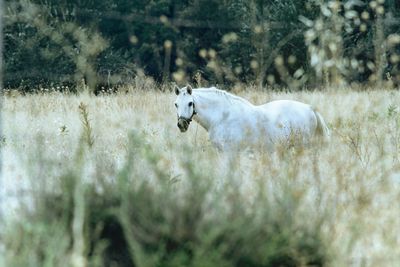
[174,85,196,132]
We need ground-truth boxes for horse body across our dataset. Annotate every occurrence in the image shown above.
[174,86,329,151]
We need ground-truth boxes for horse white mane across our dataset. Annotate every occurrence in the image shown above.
[194,87,253,106]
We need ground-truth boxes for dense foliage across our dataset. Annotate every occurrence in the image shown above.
[4,0,400,91]
[2,132,331,266]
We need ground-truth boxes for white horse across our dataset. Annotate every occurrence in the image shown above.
[174,85,330,151]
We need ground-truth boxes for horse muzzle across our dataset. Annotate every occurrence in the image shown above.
[177,117,190,132]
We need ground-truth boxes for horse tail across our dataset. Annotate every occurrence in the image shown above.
[313,110,330,140]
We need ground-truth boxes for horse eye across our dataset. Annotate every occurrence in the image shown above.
[188,102,193,107]
[174,103,178,108]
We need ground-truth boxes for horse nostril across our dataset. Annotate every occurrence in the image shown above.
[177,119,189,131]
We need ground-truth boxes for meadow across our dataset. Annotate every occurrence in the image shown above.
[1,85,400,266]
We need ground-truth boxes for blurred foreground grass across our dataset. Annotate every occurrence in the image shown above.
[1,86,400,266]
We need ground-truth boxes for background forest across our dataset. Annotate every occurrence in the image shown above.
[4,0,400,92]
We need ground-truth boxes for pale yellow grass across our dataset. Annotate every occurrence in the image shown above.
[1,88,400,266]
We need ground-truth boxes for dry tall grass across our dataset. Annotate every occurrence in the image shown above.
[1,86,400,266]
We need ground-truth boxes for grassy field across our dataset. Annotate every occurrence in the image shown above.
[1,86,400,266]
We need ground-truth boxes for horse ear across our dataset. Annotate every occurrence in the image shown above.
[187,84,193,95]
[174,85,180,95]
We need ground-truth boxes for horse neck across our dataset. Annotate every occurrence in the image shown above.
[192,90,230,131]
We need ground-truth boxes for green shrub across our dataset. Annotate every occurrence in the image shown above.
[1,133,331,267]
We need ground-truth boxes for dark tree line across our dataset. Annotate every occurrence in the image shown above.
[4,0,400,91]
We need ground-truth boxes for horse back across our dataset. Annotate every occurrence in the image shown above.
[258,100,313,119]
[256,99,318,137]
